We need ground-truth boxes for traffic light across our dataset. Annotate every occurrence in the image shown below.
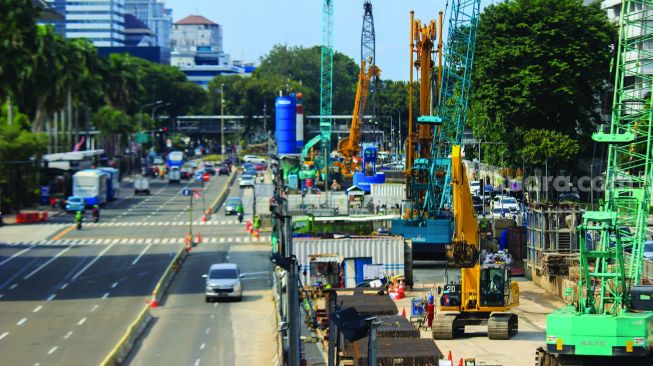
[162,127,168,133]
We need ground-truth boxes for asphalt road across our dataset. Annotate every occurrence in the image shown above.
[0,173,235,365]
[125,183,276,366]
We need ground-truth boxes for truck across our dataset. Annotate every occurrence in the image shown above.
[97,167,120,200]
[72,170,108,206]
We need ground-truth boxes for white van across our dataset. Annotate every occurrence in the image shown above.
[169,166,181,184]
[134,176,150,195]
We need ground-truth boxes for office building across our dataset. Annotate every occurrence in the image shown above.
[124,0,172,49]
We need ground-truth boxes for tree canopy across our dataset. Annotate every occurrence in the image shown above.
[468,0,615,165]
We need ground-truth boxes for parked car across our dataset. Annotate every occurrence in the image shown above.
[224,197,243,215]
[239,174,255,188]
[243,155,266,164]
[65,196,86,213]
[559,191,581,203]
[471,195,483,214]
[194,169,206,181]
[218,165,230,176]
[492,196,520,213]
[470,181,481,196]
[203,163,216,175]
[134,176,150,195]
[643,240,653,260]
[491,207,512,219]
[203,263,243,302]
[254,162,267,171]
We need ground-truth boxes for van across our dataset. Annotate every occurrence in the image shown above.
[169,166,181,184]
[134,176,150,195]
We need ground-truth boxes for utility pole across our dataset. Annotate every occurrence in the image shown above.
[221,83,225,156]
[284,197,301,366]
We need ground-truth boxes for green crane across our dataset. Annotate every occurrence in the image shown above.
[540,1,653,364]
[319,0,334,185]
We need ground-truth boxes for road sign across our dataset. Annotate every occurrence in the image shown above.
[193,189,202,199]
[182,188,192,196]
[202,173,210,182]
[135,133,149,144]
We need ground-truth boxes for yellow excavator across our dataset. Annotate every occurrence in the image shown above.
[332,58,380,180]
[433,145,520,340]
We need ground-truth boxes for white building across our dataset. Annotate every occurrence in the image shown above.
[123,0,172,48]
[60,0,126,46]
[171,15,223,55]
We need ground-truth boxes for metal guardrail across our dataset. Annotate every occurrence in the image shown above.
[101,172,236,365]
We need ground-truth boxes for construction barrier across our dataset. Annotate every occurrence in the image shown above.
[15,211,49,224]
[209,171,236,213]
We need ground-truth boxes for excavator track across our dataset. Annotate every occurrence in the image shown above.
[487,313,518,340]
[432,314,456,340]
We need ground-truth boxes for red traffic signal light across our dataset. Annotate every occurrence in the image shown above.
[162,127,168,132]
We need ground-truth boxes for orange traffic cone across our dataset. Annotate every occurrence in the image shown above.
[185,232,191,245]
[458,358,463,366]
[401,308,406,318]
[150,293,158,308]
[201,213,207,223]
[448,351,452,361]
[197,232,202,244]
[253,229,259,239]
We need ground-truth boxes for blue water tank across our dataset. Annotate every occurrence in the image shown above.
[275,96,296,154]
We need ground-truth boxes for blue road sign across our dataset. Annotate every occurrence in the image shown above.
[182,188,192,196]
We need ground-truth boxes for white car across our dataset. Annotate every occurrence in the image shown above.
[203,263,243,302]
[243,155,266,164]
[470,181,481,195]
[239,174,255,188]
[492,196,520,213]
[491,208,513,220]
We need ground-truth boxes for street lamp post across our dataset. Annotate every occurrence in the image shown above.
[152,103,170,151]
[221,83,225,156]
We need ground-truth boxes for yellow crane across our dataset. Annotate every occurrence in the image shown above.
[433,145,520,340]
[332,59,380,179]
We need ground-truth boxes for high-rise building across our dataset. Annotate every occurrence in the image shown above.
[45,0,126,47]
[123,0,172,48]
[171,15,223,56]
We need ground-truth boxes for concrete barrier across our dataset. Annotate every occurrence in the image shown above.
[210,172,236,213]
[98,174,237,365]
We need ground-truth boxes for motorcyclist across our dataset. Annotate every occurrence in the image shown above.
[236,203,244,223]
[91,205,100,223]
[74,210,83,230]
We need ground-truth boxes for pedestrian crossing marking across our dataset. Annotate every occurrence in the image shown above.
[1,236,271,247]
[82,220,241,228]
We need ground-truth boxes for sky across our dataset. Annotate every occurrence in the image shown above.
[164,0,497,81]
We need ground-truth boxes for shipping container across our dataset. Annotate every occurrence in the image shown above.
[370,183,406,198]
[293,237,406,288]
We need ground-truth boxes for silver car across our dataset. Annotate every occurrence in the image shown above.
[224,197,243,215]
[239,174,255,188]
[203,263,243,302]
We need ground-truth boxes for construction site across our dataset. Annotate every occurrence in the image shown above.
[266,1,653,366]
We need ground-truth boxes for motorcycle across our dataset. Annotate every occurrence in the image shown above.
[237,211,244,223]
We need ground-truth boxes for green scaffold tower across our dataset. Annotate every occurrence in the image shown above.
[319,0,334,184]
[542,1,653,364]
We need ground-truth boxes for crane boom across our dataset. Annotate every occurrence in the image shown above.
[541,1,653,364]
[319,0,334,185]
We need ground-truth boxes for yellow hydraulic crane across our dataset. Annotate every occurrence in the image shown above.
[433,145,520,340]
[333,59,380,179]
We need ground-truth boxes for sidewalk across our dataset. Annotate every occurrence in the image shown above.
[0,222,67,243]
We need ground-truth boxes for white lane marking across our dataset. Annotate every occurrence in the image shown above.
[9,283,17,290]
[200,343,206,350]
[219,238,225,243]
[102,293,109,299]
[0,244,37,267]
[194,359,201,366]
[47,346,58,355]
[17,318,27,325]
[24,243,76,280]
[162,238,169,244]
[205,327,211,334]
[111,282,118,288]
[132,242,153,265]
[47,294,56,301]
[210,238,217,244]
[90,305,99,312]
[77,317,86,326]
[0,332,9,340]
[63,331,73,339]
[153,238,161,244]
[137,238,144,244]
[128,238,136,244]
[33,305,43,313]
[213,302,218,308]
[60,283,68,290]
[72,243,115,281]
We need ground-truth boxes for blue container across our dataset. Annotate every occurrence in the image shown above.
[275,96,296,154]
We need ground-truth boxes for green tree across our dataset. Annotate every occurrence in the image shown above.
[469,0,614,165]
[519,129,580,166]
